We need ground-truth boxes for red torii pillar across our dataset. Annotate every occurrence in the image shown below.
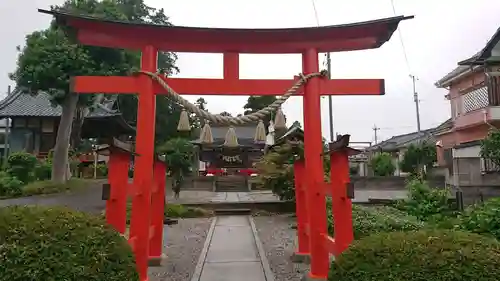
[39,9,411,281]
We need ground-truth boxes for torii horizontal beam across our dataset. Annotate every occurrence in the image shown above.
[71,53,385,96]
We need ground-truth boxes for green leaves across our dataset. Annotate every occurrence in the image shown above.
[329,229,500,281]
[369,152,395,176]
[481,129,500,168]
[156,137,195,175]
[0,206,139,281]
[400,141,437,175]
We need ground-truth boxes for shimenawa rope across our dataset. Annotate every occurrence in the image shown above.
[138,70,328,125]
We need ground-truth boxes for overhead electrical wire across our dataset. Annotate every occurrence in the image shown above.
[390,0,412,74]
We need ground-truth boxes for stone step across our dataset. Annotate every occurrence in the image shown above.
[214,208,252,216]
[215,186,248,192]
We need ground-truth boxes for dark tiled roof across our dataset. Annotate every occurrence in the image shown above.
[435,26,500,87]
[0,88,118,118]
[368,119,452,152]
[435,53,480,88]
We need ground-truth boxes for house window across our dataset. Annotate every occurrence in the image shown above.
[0,133,5,145]
[41,119,54,133]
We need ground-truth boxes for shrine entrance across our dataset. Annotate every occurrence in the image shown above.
[40,8,411,281]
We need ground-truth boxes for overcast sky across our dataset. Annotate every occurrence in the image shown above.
[1,0,500,144]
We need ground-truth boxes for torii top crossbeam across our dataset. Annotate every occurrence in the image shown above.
[40,9,412,54]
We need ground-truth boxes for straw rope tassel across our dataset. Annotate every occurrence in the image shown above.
[254,120,266,142]
[274,107,286,130]
[199,122,214,144]
[224,126,239,147]
[177,109,191,131]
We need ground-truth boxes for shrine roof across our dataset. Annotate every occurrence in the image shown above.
[0,88,117,118]
[39,9,413,53]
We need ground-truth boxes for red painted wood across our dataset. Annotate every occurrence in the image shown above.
[105,151,129,234]
[329,150,354,255]
[293,160,310,255]
[128,45,158,281]
[302,49,329,279]
[223,53,239,80]
[322,234,337,256]
[149,161,167,260]
[72,76,384,96]
[42,12,412,53]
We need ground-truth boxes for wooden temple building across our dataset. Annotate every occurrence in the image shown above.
[0,88,135,159]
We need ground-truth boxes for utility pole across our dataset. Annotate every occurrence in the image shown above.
[327,52,334,142]
[410,74,421,132]
[373,125,380,144]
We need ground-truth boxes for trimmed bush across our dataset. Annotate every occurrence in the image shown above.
[327,200,425,239]
[123,203,212,223]
[21,179,90,197]
[7,151,38,183]
[0,206,139,281]
[0,172,23,197]
[35,161,52,180]
[461,197,500,240]
[329,229,500,281]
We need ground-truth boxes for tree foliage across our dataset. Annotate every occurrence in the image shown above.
[255,139,330,201]
[399,142,437,175]
[10,0,179,183]
[244,96,278,128]
[370,152,395,176]
[481,129,500,169]
[156,138,194,176]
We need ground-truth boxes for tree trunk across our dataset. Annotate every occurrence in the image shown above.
[51,92,79,184]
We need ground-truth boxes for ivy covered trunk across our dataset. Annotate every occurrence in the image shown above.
[51,92,79,184]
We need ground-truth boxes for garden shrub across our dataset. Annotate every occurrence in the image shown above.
[460,197,500,240]
[21,179,90,197]
[329,229,500,281]
[0,172,23,197]
[0,206,139,281]
[395,179,458,223]
[124,203,212,223]
[7,151,38,183]
[35,160,52,180]
[326,199,425,239]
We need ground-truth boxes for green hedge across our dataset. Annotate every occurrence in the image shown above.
[329,229,500,281]
[0,206,139,281]
[123,203,212,223]
[326,200,425,239]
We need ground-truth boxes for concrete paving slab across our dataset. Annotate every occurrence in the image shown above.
[200,261,266,281]
[205,225,259,263]
[216,215,248,226]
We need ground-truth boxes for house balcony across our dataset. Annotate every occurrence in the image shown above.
[455,79,500,129]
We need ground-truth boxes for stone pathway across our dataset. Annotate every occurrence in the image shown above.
[190,215,273,281]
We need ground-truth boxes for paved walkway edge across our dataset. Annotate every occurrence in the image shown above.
[249,216,276,281]
[190,218,217,281]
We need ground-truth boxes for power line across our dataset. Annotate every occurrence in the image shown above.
[390,0,411,74]
[310,0,320,26]
[310,0,334,142]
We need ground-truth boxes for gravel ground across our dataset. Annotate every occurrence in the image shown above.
[252,215,309,281]
[148,217,213,281]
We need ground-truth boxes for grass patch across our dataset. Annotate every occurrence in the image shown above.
[0,178,96,199]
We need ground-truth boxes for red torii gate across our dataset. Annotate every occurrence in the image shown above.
[40,9,411,281]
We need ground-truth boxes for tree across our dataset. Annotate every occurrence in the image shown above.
[10,0,177,183]
[219,111,232,117]
[244,96,277,128]
[156,138,194,184]
[370,152,395,176]
[400,142,437,176]
[481,129,500,170]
